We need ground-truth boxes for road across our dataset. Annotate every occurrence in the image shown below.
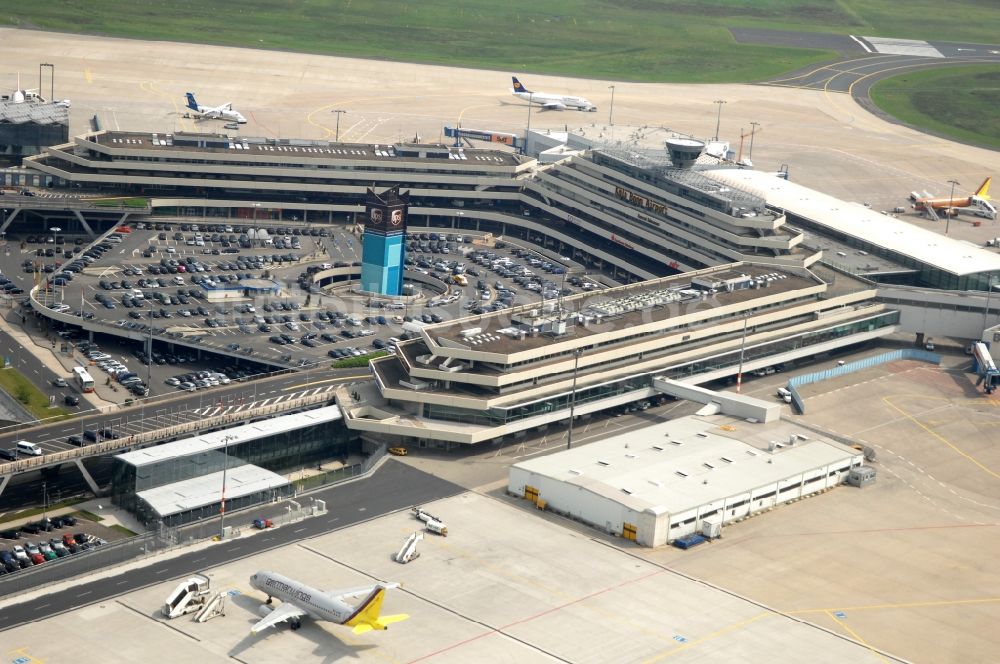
[0,460,463,632]
[0,319,66,418]
[0,366,368,510]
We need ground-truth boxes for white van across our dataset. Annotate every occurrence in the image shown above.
[776,387,792,404]
[131,289,145,300]
[15,440,42,457]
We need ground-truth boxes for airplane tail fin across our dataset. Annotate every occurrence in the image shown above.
[511,76,531,94]
[345,585,408,634]
[185,92,199,111]
[351,614,409,635]
[976,177,992,200]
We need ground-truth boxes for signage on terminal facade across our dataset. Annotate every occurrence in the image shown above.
[615,186,668,215]
[364,185,410,237]
[610,234,635,250]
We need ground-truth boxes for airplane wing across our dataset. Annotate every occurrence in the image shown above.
[329,582,400,603]
[541,101,567,111]
[250,602,309,635]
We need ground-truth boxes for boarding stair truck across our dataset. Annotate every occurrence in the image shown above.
[412,507,448,536]
[162,574,211,619]
[394,531,424,563]
[193,591,228,623]
[972,342,1000,394]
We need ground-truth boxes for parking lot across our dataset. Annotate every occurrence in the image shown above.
[25,221,600,382]
[0,510,136,579]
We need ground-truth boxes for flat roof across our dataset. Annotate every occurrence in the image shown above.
[706,168,1000,277]
[0,100,69,125]
[89,130,523,166]
[115,404,341,468]
[136,463,288,517]
[427,264,824,354]
[512,416,859,515]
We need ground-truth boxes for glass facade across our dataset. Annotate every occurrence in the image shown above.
[142,474,296,528]
[111,419,357,515]
[421,311,899,427]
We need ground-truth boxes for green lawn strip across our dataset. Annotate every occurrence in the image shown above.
[108,524,138,537]
[0,498,90,527]
[91,197,148,208]
[332,351,388,370]
[870,66,1000,150]
[3,1,996,84]
[0,367,71,422]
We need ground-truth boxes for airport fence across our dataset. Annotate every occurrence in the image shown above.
[293,444,387,492]
[786,349,941,414]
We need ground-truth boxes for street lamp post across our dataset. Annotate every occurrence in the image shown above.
[748,121,760,159]
[946,179,960,235]
[984,277,997,333]
[219,434,236,539]
[566,348,583,449]
[331,109,346,142]
[525,93,534,155]
[735,313,750,394]
[608,85,616,126]
[39,63,54,102]
[713,99,727,141]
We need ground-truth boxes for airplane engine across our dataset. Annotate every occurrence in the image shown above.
[257,604,275,618]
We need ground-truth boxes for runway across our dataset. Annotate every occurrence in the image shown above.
[733,28,1000,98]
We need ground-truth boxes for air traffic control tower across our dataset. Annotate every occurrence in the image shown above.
[360,185,409,296]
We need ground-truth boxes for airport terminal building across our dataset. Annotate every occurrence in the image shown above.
[21,129,1000,290]
[342,261,898,446]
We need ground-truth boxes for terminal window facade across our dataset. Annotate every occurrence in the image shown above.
[111,419,356,513]
[418,311,898,427]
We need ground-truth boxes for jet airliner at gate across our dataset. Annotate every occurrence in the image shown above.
[249,571,408,635]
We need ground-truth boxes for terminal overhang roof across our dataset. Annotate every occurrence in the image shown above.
[511,416,858,516]
[706,168,1000,277]
[137,463,288,517]
[115,405,341,468]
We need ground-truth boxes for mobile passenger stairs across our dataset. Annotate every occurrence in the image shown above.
[161,574,226,622]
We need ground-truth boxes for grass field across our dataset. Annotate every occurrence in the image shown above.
[0,367,71,422]
[870,66,1000,150]
[2,1,998,83]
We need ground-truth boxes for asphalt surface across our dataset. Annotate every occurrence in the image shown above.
[0,459,463,632]
[0,366,369,511]
[0,319,66,420]
[731,28,1000,95]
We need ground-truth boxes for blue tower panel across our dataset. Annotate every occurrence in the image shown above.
[360,232,405,296]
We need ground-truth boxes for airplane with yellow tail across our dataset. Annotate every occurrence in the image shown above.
[249,571,408,635]
[912,177,996,219]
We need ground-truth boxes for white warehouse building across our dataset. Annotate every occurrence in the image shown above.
[508,416,864,547]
